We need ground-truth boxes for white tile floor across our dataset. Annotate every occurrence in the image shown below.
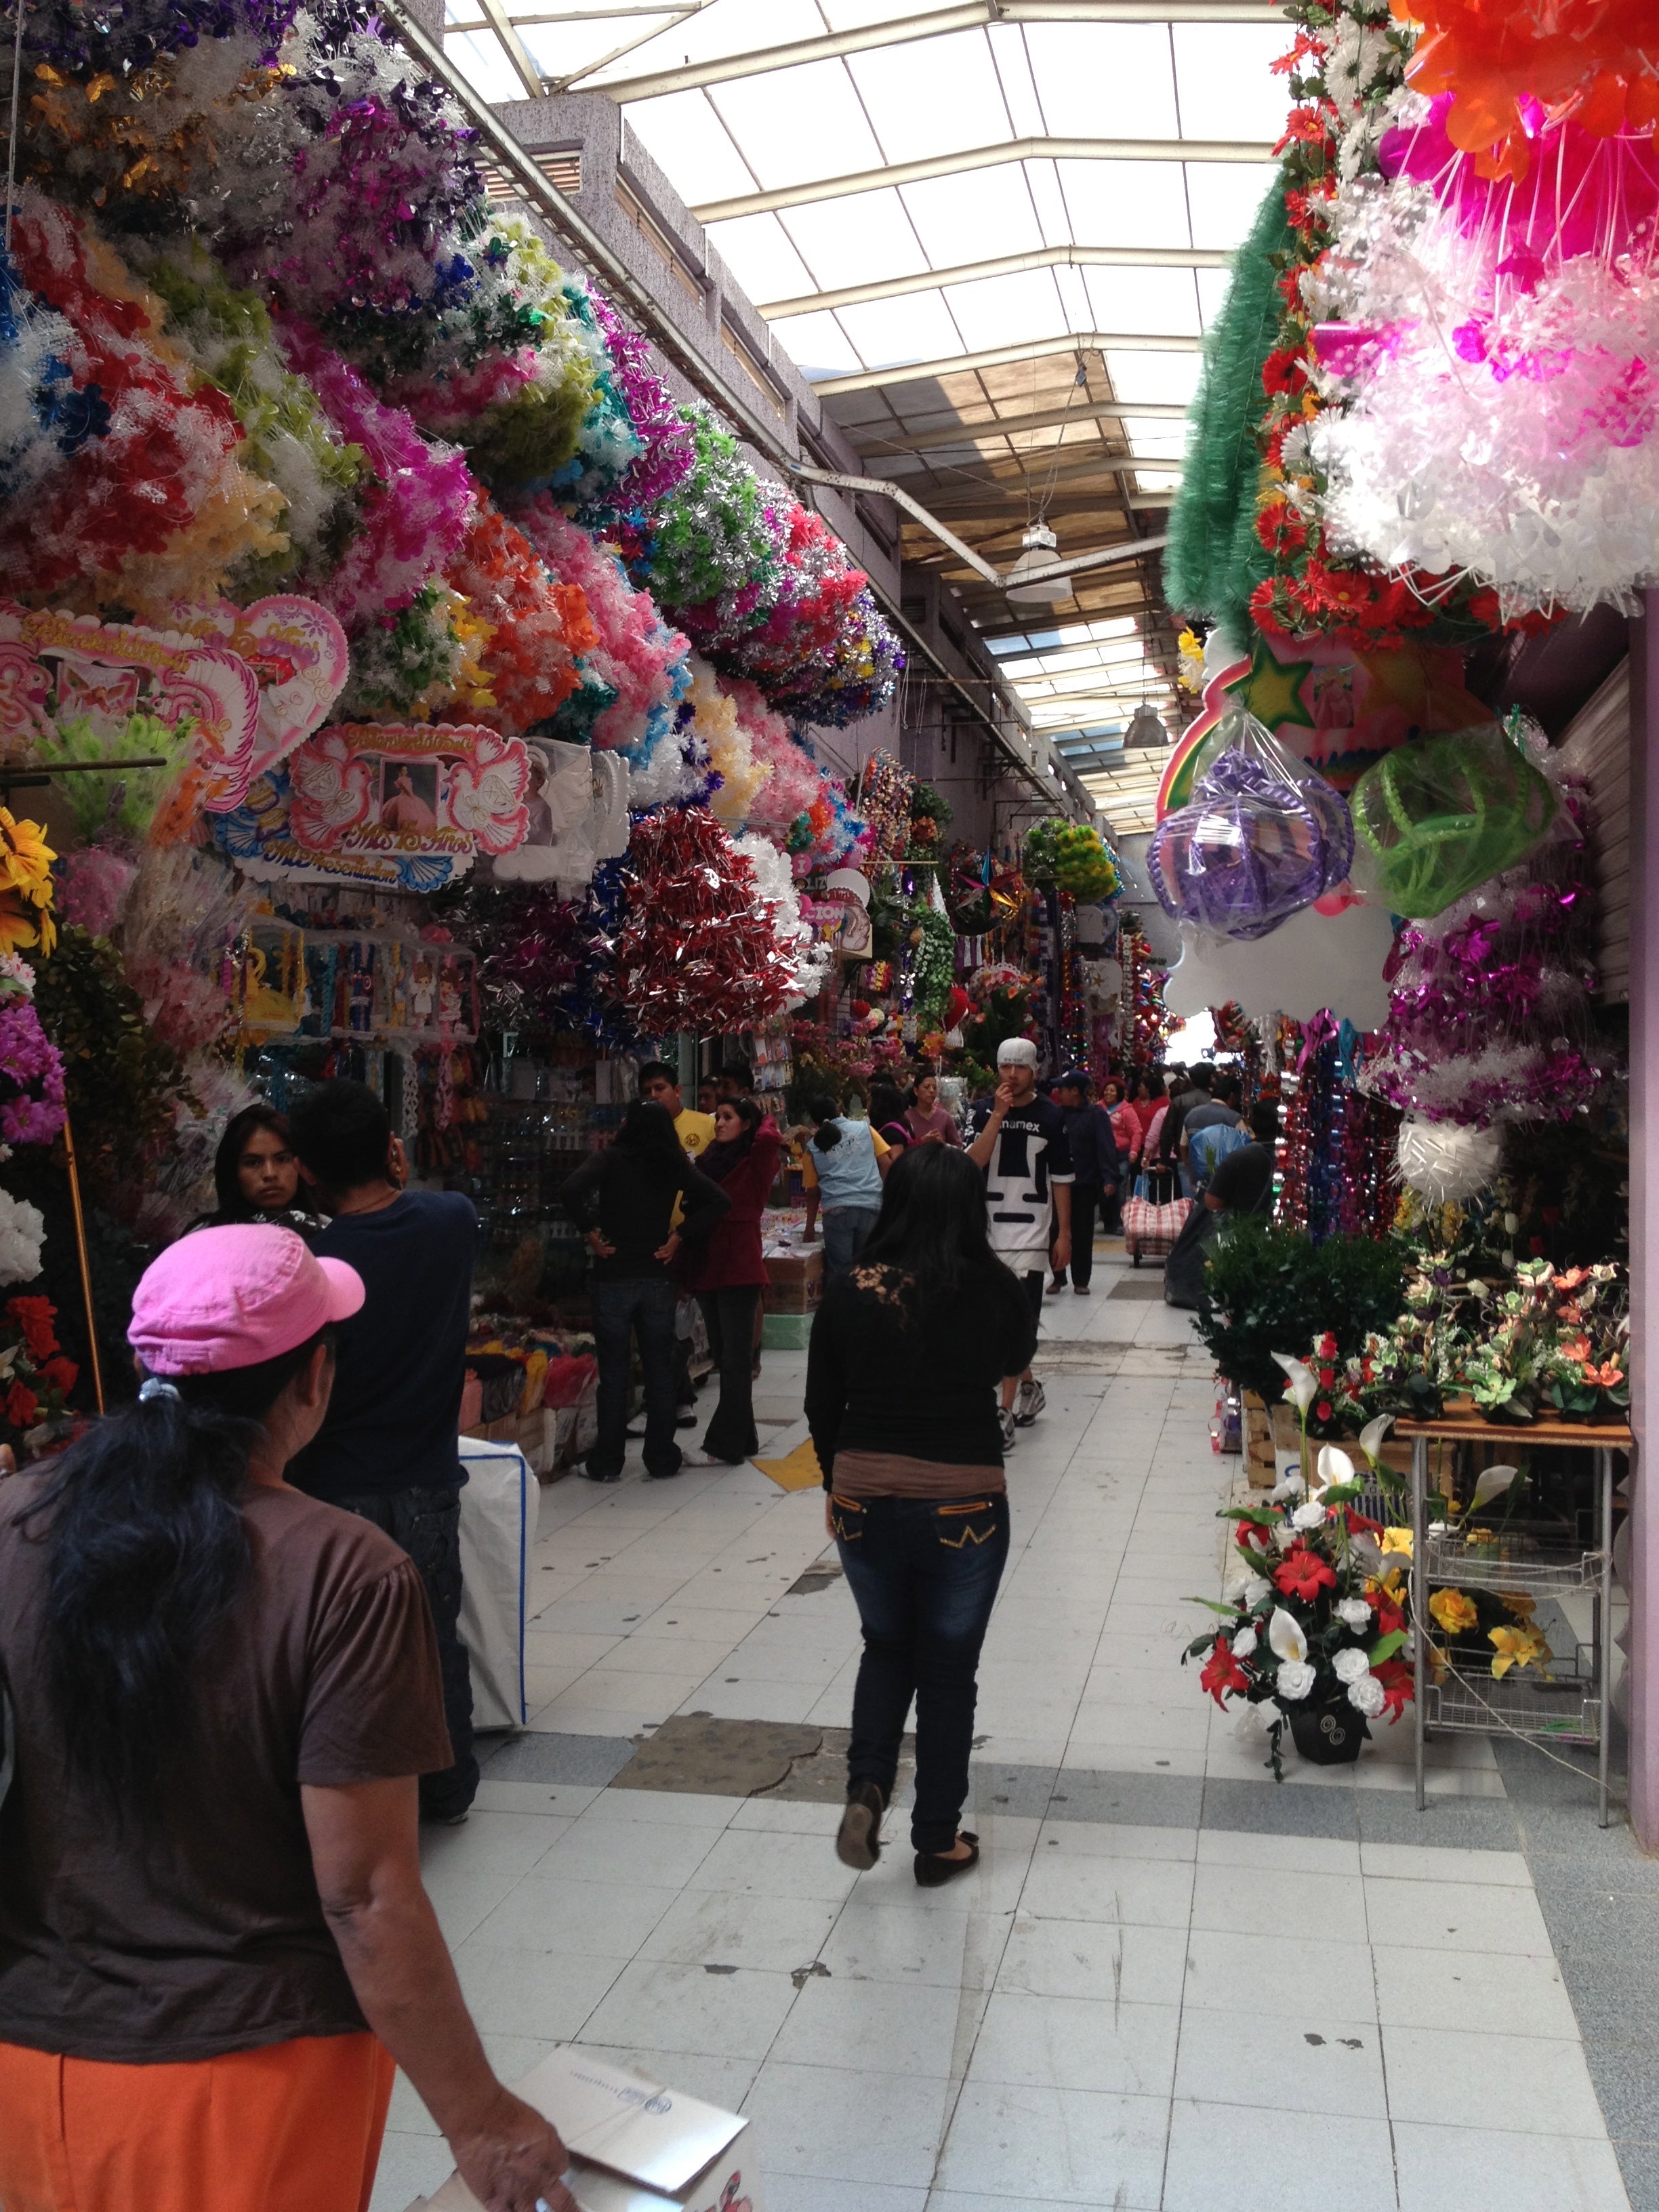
[377,1248,1629,2212]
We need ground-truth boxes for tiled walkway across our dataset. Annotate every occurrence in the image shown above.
[380,1246,1650,2212]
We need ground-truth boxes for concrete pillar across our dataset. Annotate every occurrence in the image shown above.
[1627,594,1658,1847]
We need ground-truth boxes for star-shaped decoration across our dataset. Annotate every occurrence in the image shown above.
[1227,627,1320,735]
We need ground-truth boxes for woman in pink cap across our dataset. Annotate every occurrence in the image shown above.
[0,1226,579,2212]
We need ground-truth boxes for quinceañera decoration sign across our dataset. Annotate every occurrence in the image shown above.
[214,722,533,891]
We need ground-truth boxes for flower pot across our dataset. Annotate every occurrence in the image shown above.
[1286,1692,1370,1765]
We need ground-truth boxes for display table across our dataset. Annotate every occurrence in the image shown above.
[1395,1408,1630,1825]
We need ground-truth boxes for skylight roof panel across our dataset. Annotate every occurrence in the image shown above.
[1056,161,1191,251]
[835,292,964,370]
[1082,265,1202,337]
[942,268,1069,355]
[710,60,884,190]
[1197,267,1234,327]
[769,310,863,377]
[595,0,823,82]
[621,89,756,203]
[821,0,967,25]
[1173,24,1292,140]
[446,29,524,104]
[899,167,1046,264]
[705,213,816,305]
[779,192,924,289]
[1185,163,1280,250]
[1023,23,1179,138]
[848,36,1012,163]
[987,22,1045,138]
[1104,349,1203,405]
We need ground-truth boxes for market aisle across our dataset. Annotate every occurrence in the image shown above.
[377,1247,1641,2212]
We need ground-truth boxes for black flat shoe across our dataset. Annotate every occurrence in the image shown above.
[835,1780,886,1870]
[914,1832,979,1887]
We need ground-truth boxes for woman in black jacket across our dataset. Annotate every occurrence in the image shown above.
[562,1101,729,1483]
[805,1145,1036,1886]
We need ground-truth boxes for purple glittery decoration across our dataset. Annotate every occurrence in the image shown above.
[0,1001,66,1149]
[1147,746,1353,941]
[589,292,693,518]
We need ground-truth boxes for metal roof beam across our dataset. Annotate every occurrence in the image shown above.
[851,395,1188,454]
[576,1,1279,102]
[812,329,1202,396]
[914,451,1183,509]
[691,136,1275,224]
[758,243,1228,319]
[474,0,548,99]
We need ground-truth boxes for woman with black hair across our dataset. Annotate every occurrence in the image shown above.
[678,1094,779,1467]
[561,1099,731,1483]
[805,1145,1036,1887]
[799,1092,892,1277]
[0,1225,579,2212]
[865,1080,912,1155]
[190,1104,327,1235]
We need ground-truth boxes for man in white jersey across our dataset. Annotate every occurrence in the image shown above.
[967,1038,1073,1449]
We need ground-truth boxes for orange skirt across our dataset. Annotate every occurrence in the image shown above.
[0,2030,396,2212]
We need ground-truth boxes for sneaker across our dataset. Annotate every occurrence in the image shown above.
[998,1404,1017,1452]
[1014,1376,1046,1427]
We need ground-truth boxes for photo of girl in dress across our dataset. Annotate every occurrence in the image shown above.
[379,760,438,831]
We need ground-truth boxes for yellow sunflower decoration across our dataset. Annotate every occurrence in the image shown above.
[0,813,58,958]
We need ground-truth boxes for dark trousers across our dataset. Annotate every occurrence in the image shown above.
[697,1285,762,1462]
[589,1275,681,1480]
[822,1204,880,1278]
[1052,1184,1104,1288]
[832,1491,1010,1853]
[333,1483,477,1822]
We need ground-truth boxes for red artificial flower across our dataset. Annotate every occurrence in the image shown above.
[5,1381,39,1431]
[1370,1586,1406,1637]
[1345,1509,1383,1537]
[7,1296,58,1363]
[1373,1658,1414,1719]
[1316,1399,1333,1422]
[1465,586,1503,629]
[1200,1635,1251,1708]
[1255,500,1308,555]
[1318,1366,1335,1388]
[1261,347,1309,398]
[1235,1518,1273,1554]
[1273,1544,1337,1602]
[1275,106,1332,154]
[38,1354,77,1399]
[1319,1332,1338,1358]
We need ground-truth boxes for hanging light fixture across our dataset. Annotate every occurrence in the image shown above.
[1123,700,1169,750]
[1004,523,1069,607]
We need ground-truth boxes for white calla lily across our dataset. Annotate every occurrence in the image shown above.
[1267,1607,1307,1665]
[1358,1414,1394,1468]
[1272,1352,1319,1414]
[1469,1464,1520,1513]
[1314,1443,1354,1494]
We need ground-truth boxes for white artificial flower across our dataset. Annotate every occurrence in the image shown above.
[1503,1212,1519,1236]
[1270,1470,1307,1502]
[1222,1572,1252,1602]
[0,1189,45,1288]
[1358,1414,1394,1466]
[1470,1464,1520,1512]
[1315,1443,1355,1492]
[1232,1624,1258,1659]
[1273,1523,1298,1552]
[1267,1607,1308,1665]
[1347,1675,1387,1718]
[1337,1597,1372,1632]
[1273,1353,1319,1414]
[1332,1647,1372,1684]
[1292,1500,1328,1531]
[1242,1574,1272,1609]
[1276,1660,1317,1701]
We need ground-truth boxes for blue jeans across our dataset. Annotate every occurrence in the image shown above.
[822,1205,880,1278]
[588,1276,681,1479]
[832,1491,1010,1853]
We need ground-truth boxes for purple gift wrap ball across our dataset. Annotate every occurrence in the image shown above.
[1147,743,1354,942]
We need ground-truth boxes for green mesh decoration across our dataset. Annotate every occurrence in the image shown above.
[540,665,620,743]
[635,405,779,613]
[1022,818,1121,901]
[1351,724,1557,919]
[335,583,464,720]
[1164,175,1294,640]
[34,712,195,840]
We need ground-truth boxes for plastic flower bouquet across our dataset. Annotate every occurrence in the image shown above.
[1185,1435,1414,1778]
[0,1292,78,1448]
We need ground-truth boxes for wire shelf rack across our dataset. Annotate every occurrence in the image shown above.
[1426,1670,1600,1744]
[1423,1532,1605,1596]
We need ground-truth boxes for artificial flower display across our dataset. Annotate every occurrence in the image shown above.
[0,813,57,960]
[0,1291,78,1443]
[438,493,599,733]
[613,804,798,1034]
[0,953,67,1153]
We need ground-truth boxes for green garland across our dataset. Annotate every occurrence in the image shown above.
[909,905,956,1029]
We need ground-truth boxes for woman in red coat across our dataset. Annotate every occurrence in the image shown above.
[680,1095,780,1465]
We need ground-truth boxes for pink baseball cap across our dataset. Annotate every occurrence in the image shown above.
[129,1225,365,1375]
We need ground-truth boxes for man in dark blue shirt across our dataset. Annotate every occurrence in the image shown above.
[1048,1070,1123,1296]
[288,1080,480,1823]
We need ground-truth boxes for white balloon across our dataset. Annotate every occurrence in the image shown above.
[1162,902,1396,1032]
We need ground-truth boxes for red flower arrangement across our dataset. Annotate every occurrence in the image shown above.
[0,1294,77,1448]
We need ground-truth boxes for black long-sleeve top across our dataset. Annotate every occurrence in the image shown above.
[560,1145,730,1280]
[804,1259,1038,1486]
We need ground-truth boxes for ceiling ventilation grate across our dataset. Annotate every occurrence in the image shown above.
[485,148,581,203]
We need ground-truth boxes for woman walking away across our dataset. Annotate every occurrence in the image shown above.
[0,1226,579,2212]
[800,1092,893,1277]
[188,1104,327,1235]
[680,1094,780,1467]
[562,1100,730,1483]
[806,1147,1037,1886]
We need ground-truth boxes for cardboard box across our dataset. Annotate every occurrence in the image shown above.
[762,1245,823,1315]
[407,2048,764,2212]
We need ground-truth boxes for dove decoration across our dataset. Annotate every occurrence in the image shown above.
[214,722,533,890]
